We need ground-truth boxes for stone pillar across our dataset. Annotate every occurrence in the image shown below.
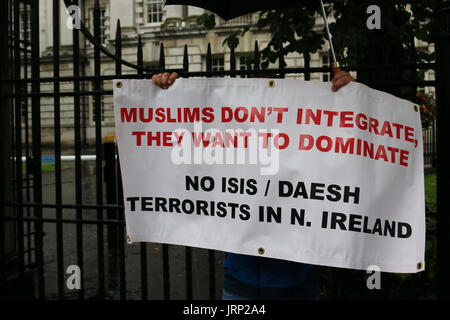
[110,0,134,36]
[165,4,183,28]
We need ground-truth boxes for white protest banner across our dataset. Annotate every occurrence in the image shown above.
[113,78,425,273]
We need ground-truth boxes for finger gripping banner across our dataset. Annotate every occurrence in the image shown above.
[113,78,425,273]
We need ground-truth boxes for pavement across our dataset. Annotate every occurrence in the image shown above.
[33,158,225,299]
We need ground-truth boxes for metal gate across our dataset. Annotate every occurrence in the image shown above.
[1,0,449,300]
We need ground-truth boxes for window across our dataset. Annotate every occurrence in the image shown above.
[321,54,330,82]
[212,56,225,71]
[165,21,180,29]
[89,7,107,44]
[99,8,106,43]
[146,0,163,24]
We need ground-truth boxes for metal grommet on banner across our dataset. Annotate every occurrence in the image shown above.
[257,247,265,255]
[268,80,275,88]
[417,262,423,270]
[414,105,418,112]
[116,81,123,88]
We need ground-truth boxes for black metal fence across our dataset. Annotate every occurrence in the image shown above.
[0,0,442,300]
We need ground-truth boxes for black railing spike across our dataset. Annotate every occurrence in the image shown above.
[159,42,165,70]
[136,35,149,299]
[115,19,121,74]
[230,45,236,77]
[115,19,121,46]
[52,0,64,300]
[93,0,100,43]
[93,0,105,300]
[137,36,143,75]
[254,40,260,71]
[303,51,310,81]
[94,0,100,23]
[183,44,189,73]
[206,43,212,73]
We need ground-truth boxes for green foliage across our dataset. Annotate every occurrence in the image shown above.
[222,31,240,50]
[196,13,216,29]
[197,3,325,68]
[197,1,436,100]
[331,0,436,100]
[255,6,325,68]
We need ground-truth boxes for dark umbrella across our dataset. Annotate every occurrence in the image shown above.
[164,0,314,21]
[163,0,341,74]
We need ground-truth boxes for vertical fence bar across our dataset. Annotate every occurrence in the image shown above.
[114,19,127,300]
[206,43,212,76]
[103,133,118,297]
[93,0,105,299]
[23,3,32,274]
[10,0,16,213]
[159,42,171,300]
[304,51,311,81]
[159,42,165,70]
[183,44,189,73]
[432,119,436,167]
[72,0,84,300]
[13,0,24,278]
[278,49,285,78]
[0,0,11,298]
[137,36,143,76]
[329,64,334,82]
[428,120,432,166]
[23,5,32,267]
[230,46,236,78]
[117,161,126,298]
[435,0,450,300]
[31,0,45,299]
[9,0,15,217]
[424,127,427,166]
[428,127,430,166]
[182,43,193,300]
[254,41,260,73]
[425,128,428,166]
[104,141,117,237]
[136,35,148,300]
[52,0,64,299]
[205,42,216,300]
[105,145,117,249]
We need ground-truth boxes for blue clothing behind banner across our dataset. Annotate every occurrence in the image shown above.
[223,253,320,300]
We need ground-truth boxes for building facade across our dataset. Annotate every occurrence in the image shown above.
[27,0,432,146]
